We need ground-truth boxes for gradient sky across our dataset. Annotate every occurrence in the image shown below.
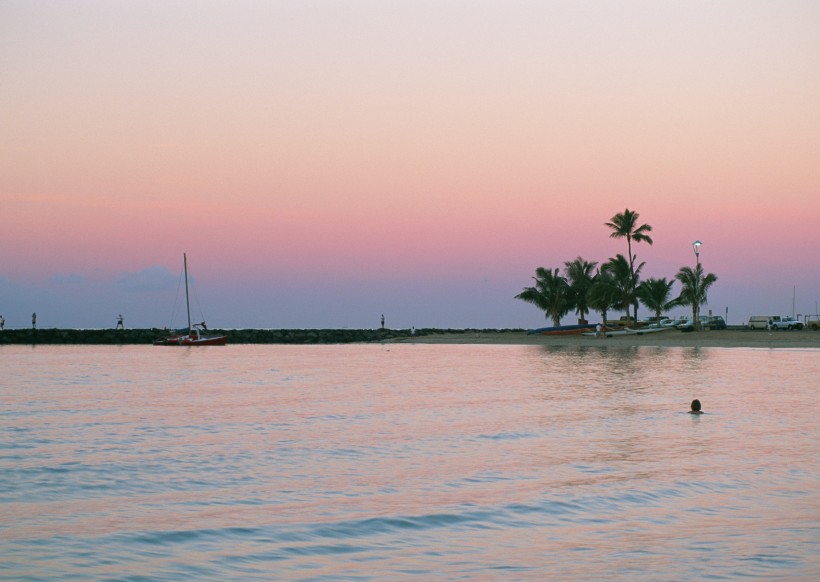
[2,0,819,330]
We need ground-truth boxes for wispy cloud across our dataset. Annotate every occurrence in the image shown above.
[116,265,177,293]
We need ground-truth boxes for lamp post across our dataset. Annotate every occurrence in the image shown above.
[692,240,702,267]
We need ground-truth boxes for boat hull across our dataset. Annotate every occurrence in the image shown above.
[582,326,673,337]
[153,334,228,346]
[527,324,599,336]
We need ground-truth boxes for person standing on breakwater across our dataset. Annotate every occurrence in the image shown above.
[381,314,385,329]
[116,314,124,330]
[32,312,37,330]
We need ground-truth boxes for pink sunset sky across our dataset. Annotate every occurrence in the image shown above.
[2,1,819,330]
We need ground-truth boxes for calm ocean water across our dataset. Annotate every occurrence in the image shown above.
[2,344,818,580]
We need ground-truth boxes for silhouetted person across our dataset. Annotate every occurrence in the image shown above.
[32,312,37,330]
[381,314,385,329]
[689,399,703,415]
[0,315,4,330]
[116,314,124,330]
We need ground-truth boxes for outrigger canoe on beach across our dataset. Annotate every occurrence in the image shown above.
[527,323,676,337]
[527,323,600,336]
[581,326,673,337]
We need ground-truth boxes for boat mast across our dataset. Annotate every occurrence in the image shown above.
[184,253,192,333]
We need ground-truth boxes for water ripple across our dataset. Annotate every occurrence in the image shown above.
[1,344,818,580]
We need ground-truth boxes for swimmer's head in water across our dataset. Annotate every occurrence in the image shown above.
[690,399,702,412]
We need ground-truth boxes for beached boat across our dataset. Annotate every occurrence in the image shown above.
[527,323,599,336]
[581,326,673,337]
[153,254,227,346]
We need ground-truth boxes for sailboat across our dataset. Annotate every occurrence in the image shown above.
[153,254,228,346]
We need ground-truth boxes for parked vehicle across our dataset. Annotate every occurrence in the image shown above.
[705,316,727,329]
[806,315,820,330]
[605,316,636,327]
[748,315,778,330]
[770,317,803,330]
[637,317,675,328]
[677,316,711,332]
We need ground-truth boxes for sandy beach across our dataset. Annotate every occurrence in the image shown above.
[389,329,820,348]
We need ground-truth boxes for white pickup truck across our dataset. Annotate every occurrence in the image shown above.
[770,316,804,330]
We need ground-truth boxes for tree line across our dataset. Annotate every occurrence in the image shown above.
[515,209,718,329]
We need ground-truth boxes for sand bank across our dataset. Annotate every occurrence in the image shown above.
[388,329,820,348]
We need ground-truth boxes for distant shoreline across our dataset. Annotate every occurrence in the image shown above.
[388,328,820,348]
[1,327,819,348]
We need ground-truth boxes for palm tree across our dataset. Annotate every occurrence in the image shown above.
[636,277,676,323]
[605,208,654,273]
[602,254,643,323]
[515,267,573,327]
[587,269,620,329]
[564,256,598,324]
[675,264,718,330]
[605,208,653,318]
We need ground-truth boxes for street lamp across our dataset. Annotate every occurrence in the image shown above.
[691,240,703,330]
[692,240,702,267]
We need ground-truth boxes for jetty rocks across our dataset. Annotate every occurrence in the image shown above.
[0,328,522,345]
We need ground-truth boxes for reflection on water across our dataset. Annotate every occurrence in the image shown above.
[1,344,818,580]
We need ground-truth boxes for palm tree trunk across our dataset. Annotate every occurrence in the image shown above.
[627,237,635,323]
[627,237,634,275]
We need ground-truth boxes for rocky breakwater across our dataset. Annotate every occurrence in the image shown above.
[0,328,522,345]
[0,328,166,345]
